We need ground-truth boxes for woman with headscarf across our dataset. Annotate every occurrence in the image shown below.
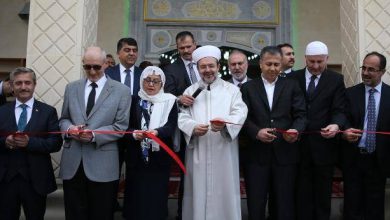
[122,66,178,220]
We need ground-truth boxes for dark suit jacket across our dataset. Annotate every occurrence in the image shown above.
[0,100,62,195]
[289,68,346,165]
[163,58,192,96]
[342,83,390,177]
[126,102,178,168]
[241,77,307,165]
[0,81,7,106]
[106,64,142,153]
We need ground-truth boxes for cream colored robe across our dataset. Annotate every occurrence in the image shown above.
[178,78,248,220]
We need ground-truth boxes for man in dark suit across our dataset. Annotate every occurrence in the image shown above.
[241,46,307,220]
[163,31,198,220]
[0,67,62,220]
[342,51,390,220]
[105,38,141,210]
[290,41,346,220]
[277,43,295,75]
[227,49,251,87]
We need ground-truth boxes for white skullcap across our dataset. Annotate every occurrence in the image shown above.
[192,45,221,63]
[305,41,328,55]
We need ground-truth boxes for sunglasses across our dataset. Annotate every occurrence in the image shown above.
[83,64,102,71]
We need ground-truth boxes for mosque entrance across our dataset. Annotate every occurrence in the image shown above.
[159,46,261,80]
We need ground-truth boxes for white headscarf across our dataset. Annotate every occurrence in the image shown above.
[138,66,177,151]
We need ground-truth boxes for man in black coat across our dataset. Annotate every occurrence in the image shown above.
[342,51,390,220]
[163,31,198,220]
[241,46,307,220]
[290,41,346,220]
[0,67,62,219]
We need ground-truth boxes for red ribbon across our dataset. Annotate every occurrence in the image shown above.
[3,130,186,174]
[209,119,243,126]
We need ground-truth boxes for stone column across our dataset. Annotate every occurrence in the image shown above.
[340,0,390,87]
[26,0,100,111]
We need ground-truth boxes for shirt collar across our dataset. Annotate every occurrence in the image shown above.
[15,97,34,109]
[86,74,107,88]
[261,75,278,85]
[305,68,322,80]
[119,63,135,73]
[232,76,248,85]
[181,57,195,66]
[365,81,382,94]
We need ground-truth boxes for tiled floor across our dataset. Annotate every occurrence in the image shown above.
[20,185,390,220]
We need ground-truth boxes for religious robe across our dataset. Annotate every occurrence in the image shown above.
[178,77,248,220]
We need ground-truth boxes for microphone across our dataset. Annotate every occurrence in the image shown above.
[192,84,205,98]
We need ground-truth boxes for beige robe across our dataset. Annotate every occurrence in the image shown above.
[178,77,248,220]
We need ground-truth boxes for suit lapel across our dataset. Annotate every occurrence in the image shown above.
[256,79,271,112]
[178,59,191,86]
[377,83,390,130]
[133,66,141,95]
[24,100,40,131]
[77,80,87,120]
[272,78,285,110]
[8,101,18,131]
[87,79,112,118]
[310,70,328,100]
[356,84,366,128]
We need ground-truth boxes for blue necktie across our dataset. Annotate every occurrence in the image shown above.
[124,69,131,88]
[365,88,377,153]
[17,104,28,132]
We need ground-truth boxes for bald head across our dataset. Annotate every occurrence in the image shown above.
[83,46,106,82]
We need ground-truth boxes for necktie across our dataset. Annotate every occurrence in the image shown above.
[237,82,242,88]
[365,88,377,153]
[17,104,28,131]
[124,69,131,88]
[307,75,317,97]
[86,82,97,116]
[188,62,198,84]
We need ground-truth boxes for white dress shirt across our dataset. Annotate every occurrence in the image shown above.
[84,75,107,108]
[15,97,34,125]
[232,76,249,86]
[119,64,135,94]
[305,68,322,90]
[261,75,277,110]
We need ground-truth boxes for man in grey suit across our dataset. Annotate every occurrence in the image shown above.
[59,46,131,220]
[227,49,251,87]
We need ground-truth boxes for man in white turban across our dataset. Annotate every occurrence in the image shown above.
[290,41,346,220]
[178,45,248,220]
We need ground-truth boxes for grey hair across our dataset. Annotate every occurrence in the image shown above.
[10,67,37,83]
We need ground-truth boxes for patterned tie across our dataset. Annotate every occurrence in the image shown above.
[17,104,28,131]
[365,88,377,153]
[307,75,317,97]
[124,69,131,88]
[86,82,97,116]
[188,62,198,84]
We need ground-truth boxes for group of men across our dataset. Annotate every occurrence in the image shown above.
[0,29,389,220]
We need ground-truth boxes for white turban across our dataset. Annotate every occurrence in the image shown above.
[305,41,328,55]
[192,45,221,63]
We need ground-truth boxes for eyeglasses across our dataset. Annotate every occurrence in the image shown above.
[143,78,162,85]
[83,64,102,71]
[360,66,382,74]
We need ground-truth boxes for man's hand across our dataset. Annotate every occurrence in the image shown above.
[283,129,299,143]
[342,128,362,143]
[133,130,146,140]
[321,124,339,139]
[5,135,16,149]
[13,133,29,148]
[178,95,195,107]
[256,128,277,143]
[193,124,209,136]
[210,118,226,132]
[79,129,94,143]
